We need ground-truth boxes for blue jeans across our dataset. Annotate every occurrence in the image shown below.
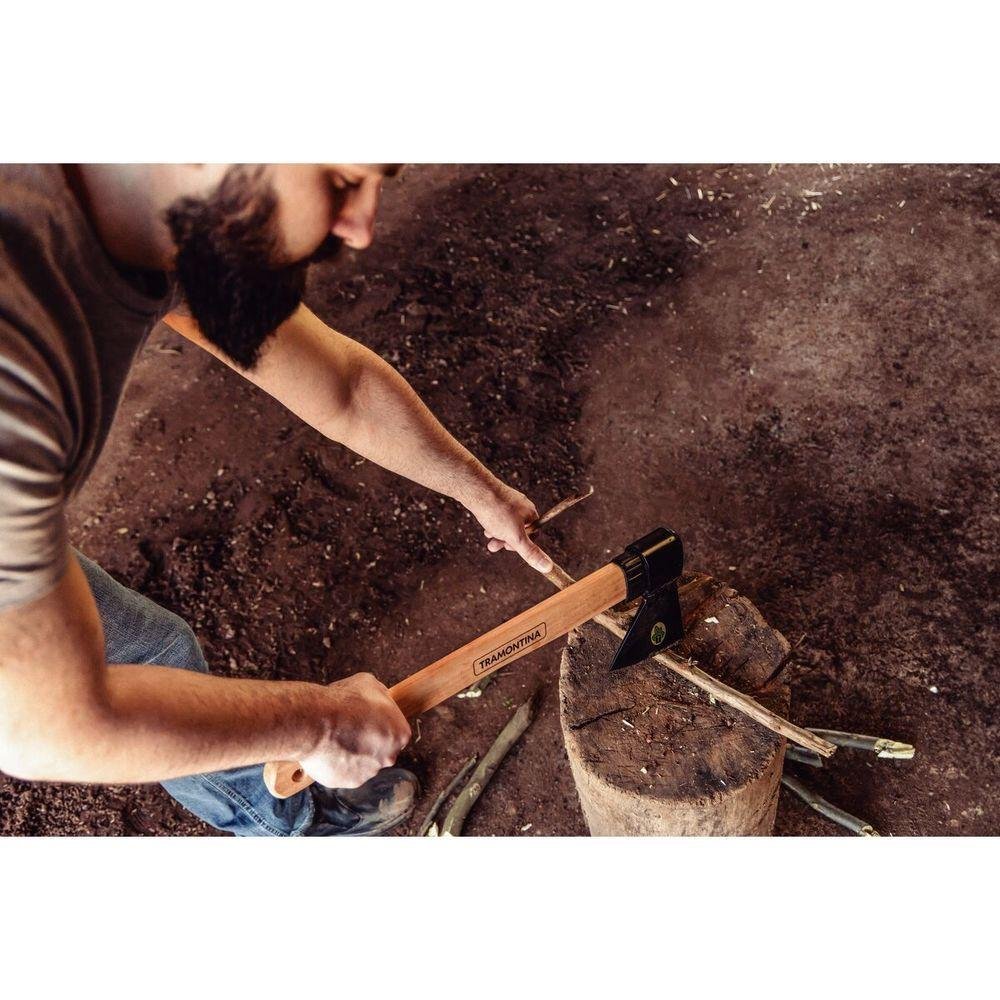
[76,550,316,836]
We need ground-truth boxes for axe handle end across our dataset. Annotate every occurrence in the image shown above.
[263,760,312,799]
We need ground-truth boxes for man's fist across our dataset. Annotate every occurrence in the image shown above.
[472,482,553,574]
[299,673,411,789]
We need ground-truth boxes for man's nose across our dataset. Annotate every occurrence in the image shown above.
[331,178,381,249]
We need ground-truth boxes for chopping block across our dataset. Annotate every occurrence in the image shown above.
[560,574,791,836]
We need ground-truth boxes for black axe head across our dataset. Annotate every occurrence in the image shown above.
[609,527,685,671]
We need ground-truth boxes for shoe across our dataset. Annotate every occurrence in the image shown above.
[304,767,419,837]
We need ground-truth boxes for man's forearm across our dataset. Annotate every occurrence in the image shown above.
[317,338,500,508]
[166,305,501,509]
[0,558,332,785]
[3,662,329,785]
[269,307,503,507]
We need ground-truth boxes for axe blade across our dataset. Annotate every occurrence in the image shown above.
[608,526,685,671]
[609,580,685,671]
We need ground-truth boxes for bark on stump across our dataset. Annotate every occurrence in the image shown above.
[559,574,791,836]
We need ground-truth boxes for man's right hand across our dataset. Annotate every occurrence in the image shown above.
[299,673,411,789]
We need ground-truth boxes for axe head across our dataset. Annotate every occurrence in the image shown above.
[609,527,685,671]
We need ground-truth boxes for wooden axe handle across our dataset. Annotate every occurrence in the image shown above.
[263,561,626,798]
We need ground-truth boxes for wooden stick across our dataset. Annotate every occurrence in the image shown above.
[440,692,539,836]
[527,485,594,535]
[541,560,837,758]
[781,774,879,836]
[808,729,915,759]
[417,755,478,836]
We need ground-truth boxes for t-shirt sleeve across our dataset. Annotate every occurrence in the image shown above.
[0,323,71,609]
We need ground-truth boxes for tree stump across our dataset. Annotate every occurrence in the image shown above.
[559,574,790,836]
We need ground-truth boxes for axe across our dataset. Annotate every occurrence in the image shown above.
[263,526,685,798]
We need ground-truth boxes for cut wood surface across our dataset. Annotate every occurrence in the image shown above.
[560,574,791,836]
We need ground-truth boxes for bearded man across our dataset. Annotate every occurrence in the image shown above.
[0,164,552,836]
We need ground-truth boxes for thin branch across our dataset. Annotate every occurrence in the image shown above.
[781,774,880,836]
[527,486,594,536]
[441,691,539,836]
[541,559,837,758]
[417,755,478,837]
[808,729,915,759]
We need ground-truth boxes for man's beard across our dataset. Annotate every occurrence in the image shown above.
[164,166,342,370]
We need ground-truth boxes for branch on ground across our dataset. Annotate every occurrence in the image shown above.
[781,774,880,836]
[808,729,915,759]
[441,691,539,836]
[417,755,478,837]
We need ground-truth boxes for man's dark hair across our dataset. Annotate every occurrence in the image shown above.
[165,165,314,369]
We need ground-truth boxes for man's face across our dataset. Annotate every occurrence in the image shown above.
[165,164,394,369]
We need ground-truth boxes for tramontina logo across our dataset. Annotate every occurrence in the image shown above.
[650,621,667,646]
[474,624,547,675]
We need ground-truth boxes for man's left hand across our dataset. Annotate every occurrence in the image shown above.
[469,482,554,574]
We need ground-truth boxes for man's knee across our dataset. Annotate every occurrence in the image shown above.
[154,614,209,675]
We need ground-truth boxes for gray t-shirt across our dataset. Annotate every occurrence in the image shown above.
[0,165,169,608]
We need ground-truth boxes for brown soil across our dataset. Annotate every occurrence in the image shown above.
[1,164,996,836]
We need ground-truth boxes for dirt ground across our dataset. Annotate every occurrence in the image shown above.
[1,164,996,836]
